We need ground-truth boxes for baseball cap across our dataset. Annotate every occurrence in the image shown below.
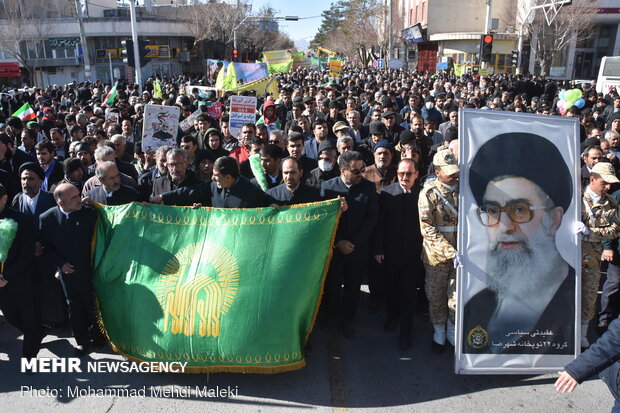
[433,149,459,175]
[592,162,620,183]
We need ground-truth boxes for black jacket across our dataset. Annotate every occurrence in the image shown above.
[38,205,97,275]
[320,176,378,255]
[304,166,340,190]
[86,184,138,206]
[0,206,35,291]
[11,190,56,221]
[210,176,266,208]
[265,183,321,206]
[373,182,422,266]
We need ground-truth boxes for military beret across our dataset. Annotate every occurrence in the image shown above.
[469,133,572,212]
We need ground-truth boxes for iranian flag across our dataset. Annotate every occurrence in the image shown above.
[102,83,118,107]
[12,103,36,121]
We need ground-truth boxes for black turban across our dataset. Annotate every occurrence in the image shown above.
[469,132,573,212]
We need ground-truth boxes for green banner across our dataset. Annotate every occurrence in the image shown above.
[93,201,341,373]
[267,59,293,74]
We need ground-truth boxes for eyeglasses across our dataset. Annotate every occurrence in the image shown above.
[348,167,365,175]
[477,202,546,227]
[397,171,416,177]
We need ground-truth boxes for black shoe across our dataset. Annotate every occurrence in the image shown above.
[341,323,356,340]
[431,341,445,354]
[400,335,412,350]
[384,319,399,332]
[597,320,609,335]
[74,344,90,357]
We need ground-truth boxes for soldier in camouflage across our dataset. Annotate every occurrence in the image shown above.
[418,149,460,353]
[577,161,620,348]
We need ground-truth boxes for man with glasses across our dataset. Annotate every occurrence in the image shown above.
[320,150,378,339]
[418,149,460,353]
[464,133,576,354]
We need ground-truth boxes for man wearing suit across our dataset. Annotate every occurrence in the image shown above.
[0,183,42,360]
[86,162,138,206]
[346,110,369,145]
[11,162,65,327]
[211,156,265,208]
[464,133,576,355]
[321,150,379,338]
[150,148,201,202]
[373,159,424,350]
[581,145,603,189]
[39,183,104,355]
[304,119,335,160]
[266,157,321,206]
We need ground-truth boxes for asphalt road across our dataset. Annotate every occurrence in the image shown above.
[0,291,613,413]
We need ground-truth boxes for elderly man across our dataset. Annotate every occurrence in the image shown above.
[374,158,423,350]
[39,183,104,355]
[85,161,138,205]
[82,146,137,195]
[110,134,133,163]
[210,156,265,208]
[578,161,620,348]
[361,139,397,194]
[150,148,201,205]
[465,133,577,354]
[347,110,368,145]
[305,141,340,190]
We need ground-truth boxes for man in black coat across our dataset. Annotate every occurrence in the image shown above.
[556,317,620,411]
[150,148,201,201]
[11,162,65,327]
[266,157,321,206]
[211,156,265,208]
[137,145,170,202]
[305,141,340,190]
[39,183,104,355]
[373,159,424,350]
[85,161,138,206]
[320,150,379,338]
[0,183,42,359]
[1,132,35,187]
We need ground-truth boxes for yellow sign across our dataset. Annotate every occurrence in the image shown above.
[328,59,343,78]
[478,68,489,76]
[317,47,337,57]
[145,45,160,58]
[96,48,119,59]
[262,49,292,65]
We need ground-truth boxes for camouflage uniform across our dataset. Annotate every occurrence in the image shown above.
[582,189,620,322]
[418,179,458,325]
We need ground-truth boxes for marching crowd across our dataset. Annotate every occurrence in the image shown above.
[2,67,620,406]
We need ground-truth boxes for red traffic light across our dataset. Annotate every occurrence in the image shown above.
[483,35,493,44]
[232,49,238,59]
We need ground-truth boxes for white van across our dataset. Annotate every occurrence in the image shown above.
[597,56,620,94]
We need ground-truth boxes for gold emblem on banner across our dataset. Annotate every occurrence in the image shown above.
[158,242,239,337]
[467,325,488,349]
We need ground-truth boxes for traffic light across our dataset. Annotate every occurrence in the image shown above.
[232,49,238,60]
[138,39,151,68]
[480,34,493,63]
[120,39,135,68]
[511,50,519,67]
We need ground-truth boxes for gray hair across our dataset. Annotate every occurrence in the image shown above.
[94,145,114,162]
[110,134,126,144]
[605,130,620,141]
[337,136,354,146]
[95,161,117,179]
[166,147,188,161]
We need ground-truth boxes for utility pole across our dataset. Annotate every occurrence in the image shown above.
[388,0,393,67]
[129,0,142,93]
[481,0,492,70]
[74,0,92,82]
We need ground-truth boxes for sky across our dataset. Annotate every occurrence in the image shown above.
[249,0,333,45]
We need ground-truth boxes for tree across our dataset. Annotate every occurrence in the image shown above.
[0,0,58,84]
[506,0,598,76]
[312,0,386,66]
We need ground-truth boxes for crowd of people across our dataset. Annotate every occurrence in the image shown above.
[2,67,620,406]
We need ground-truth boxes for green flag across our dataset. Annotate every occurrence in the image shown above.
[93,201,341,373]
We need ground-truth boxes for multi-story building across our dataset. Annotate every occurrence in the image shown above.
[0,0,196,86]
[398,0,620,79]
[398,0,518,74]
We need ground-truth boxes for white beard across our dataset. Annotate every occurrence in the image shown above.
[486,214,561,301]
